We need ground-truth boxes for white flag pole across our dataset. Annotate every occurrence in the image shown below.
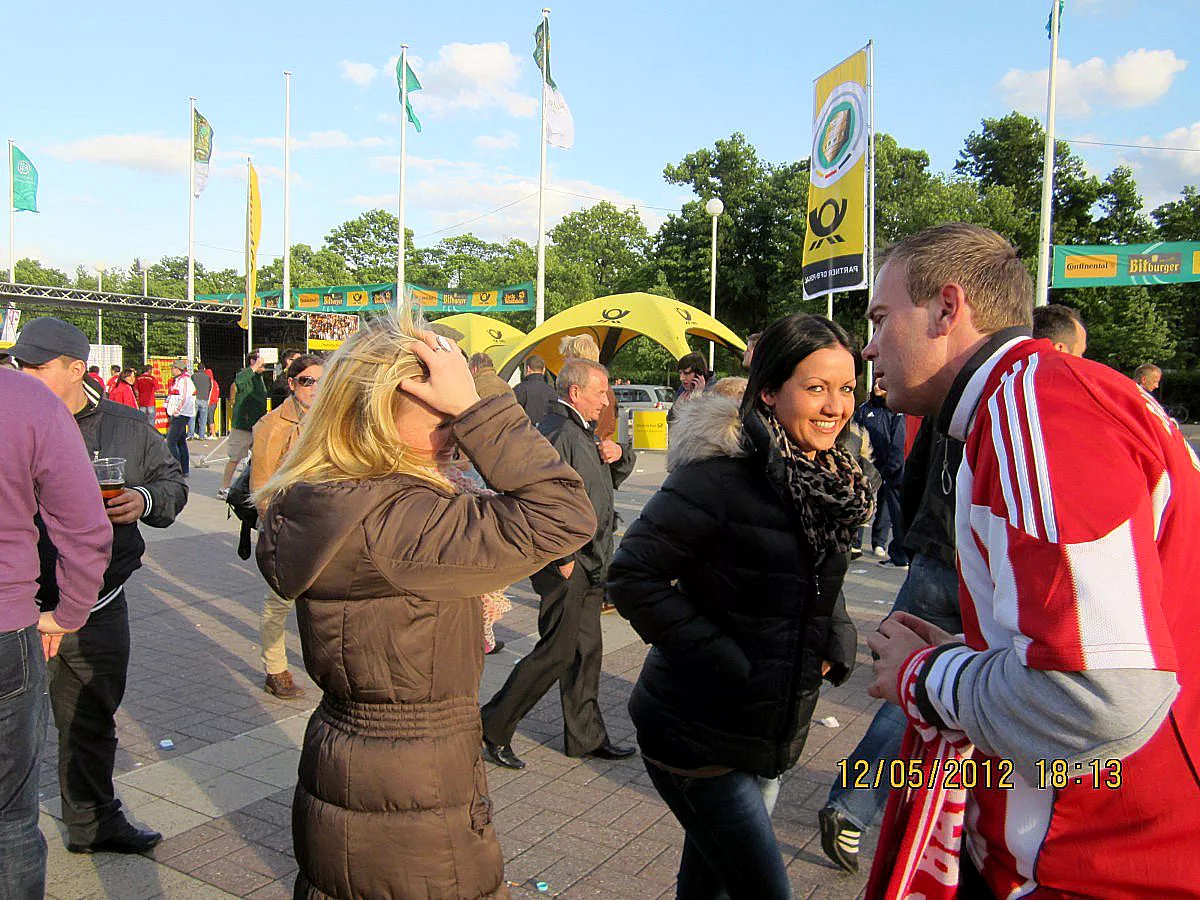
[535,8,550,327]
[8,139,15,282]
[283,71,292,311]
[397,44,409,303]
[188,97,197,308]
[865,40,876,382]
[1036,0,1062,308]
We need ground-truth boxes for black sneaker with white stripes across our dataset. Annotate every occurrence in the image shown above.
[819,805,862,873]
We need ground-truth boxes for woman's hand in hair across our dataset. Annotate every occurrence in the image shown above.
[400,333,481,418]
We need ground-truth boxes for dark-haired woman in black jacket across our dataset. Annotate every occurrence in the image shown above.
[608,314,873,900]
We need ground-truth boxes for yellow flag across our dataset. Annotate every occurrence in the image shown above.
[239,162,262,330]
[802,48,869,303]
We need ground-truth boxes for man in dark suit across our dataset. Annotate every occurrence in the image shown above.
[481,358,636,769]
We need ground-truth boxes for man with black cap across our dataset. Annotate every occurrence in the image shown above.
[9,317,188,856]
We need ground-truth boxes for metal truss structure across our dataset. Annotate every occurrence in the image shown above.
[0,282,309,321]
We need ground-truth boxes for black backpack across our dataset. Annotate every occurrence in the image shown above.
[226,452,258,559]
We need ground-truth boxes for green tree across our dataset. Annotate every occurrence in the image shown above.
[955,112,1102,257]
[1073,286,1175,372]
[14,258,71,286]
[549,201,651,295]
[1152,185,1200,240]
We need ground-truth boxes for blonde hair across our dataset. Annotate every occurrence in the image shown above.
[559,333,600,362]
[710,376,748,400]
[255,306,448,507]
[880,223,1032,333]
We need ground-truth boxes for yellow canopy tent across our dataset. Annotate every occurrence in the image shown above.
[496,293,746,379]
[430,313,526,361]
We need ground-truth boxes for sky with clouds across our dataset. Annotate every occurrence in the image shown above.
[3,0,1198,277]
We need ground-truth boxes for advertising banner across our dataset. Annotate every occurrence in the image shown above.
[308,313,361,352]
[802,47,870,302]
[1052,241,1200,288]
[201,282,534,313]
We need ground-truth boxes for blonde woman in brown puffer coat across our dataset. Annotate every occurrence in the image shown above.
[256,308,595,900]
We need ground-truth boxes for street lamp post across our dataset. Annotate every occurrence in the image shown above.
[705,197,724,372]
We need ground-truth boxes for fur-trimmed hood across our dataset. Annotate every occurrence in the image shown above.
[666,395,748,471]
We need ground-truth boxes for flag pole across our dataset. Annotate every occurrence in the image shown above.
[188,97,197,308]
[245,156,254,356]
[283,71,292,310]
[8,139,15,282]
[865,39,876,382]
[1035,0,1062,308]
[535,8,550,327]
[397,44,409,304]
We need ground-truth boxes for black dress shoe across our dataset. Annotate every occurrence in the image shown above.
[485,640,506,655]
[68,821,162,855]
[583,741,637,761]
[482,738,526,770]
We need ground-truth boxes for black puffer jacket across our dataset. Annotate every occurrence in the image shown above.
[609,395,857,778]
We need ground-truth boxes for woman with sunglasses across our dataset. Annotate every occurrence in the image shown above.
[250,353,323,699]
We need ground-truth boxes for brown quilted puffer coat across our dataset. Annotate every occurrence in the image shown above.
[257,394,595,899]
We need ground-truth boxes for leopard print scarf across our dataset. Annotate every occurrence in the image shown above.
[753,409,875,560]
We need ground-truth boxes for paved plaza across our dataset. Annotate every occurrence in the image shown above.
[41,438,912,899]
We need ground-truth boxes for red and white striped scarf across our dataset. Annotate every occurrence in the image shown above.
[866,646,974,900]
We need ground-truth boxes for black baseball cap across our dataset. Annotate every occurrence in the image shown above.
[8,317,91,365]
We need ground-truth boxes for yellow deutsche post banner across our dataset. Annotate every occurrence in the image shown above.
[802,48,869,303]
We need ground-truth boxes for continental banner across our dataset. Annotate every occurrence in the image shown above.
[802,47,870,302]
[199,281,535,313]
[1052,242,1200,288]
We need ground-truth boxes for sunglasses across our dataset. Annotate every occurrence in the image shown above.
[294,375,320,387]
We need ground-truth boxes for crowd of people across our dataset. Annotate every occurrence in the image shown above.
[1,221,1197,900]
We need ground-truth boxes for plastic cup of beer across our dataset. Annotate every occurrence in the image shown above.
[93,457,126,501]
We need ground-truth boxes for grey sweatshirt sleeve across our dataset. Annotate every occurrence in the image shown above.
[917,645,1178,783]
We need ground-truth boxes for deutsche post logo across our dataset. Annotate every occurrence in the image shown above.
[602,308,630,322]
[808,199,849,251]
[675,307,693,323]
[1063,255,1117,279]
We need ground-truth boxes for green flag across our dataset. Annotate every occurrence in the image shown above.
[1046,0,1064,39]
[533,19,557,89]
[396,58,422,132]
[193,109,214,197]
[11,145,38,213]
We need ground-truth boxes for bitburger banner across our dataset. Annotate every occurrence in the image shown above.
[1052,241,1200,288]
[802,47,870,303]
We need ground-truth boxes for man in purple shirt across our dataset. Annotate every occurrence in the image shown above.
[0,365,111,898]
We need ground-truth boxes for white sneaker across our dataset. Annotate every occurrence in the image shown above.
[873,546,887,558]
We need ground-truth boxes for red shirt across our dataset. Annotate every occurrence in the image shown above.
[134,374,157,407]
[947,337,1200,896]
[108,381,138,408]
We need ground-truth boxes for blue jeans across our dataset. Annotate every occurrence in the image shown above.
[825,553,961,830]
[0,625,49,900]
[191,402,209,438]
[872,483,908,564]
[646,762,792,900]
[167,416,190,476]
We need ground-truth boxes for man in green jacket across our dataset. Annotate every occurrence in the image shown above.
[219,351,268,498]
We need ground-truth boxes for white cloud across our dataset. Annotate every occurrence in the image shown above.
[340,60,379,87]
[474,131,520,151]
[47,134,186,174]
[350,163,664,243]
[410,43,538,119]
[1108,121,1200,209]
[998,48,1187,117]
[252,130,389,150]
